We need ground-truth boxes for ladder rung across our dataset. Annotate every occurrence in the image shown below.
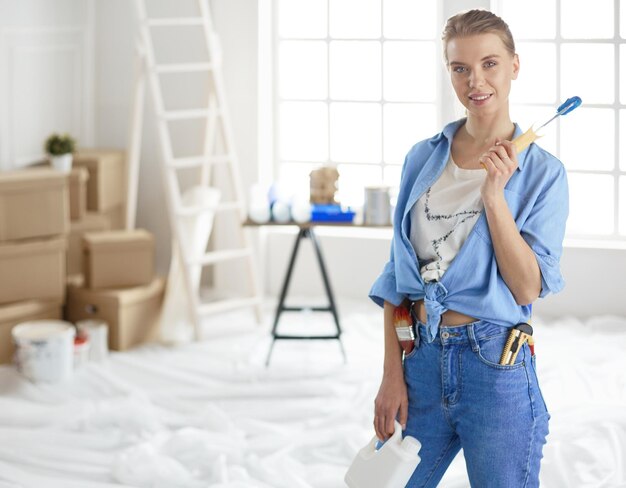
[176,201,241,216]
[147,18,203,27]
[188,249,251,266]
[198,297,262,316]
[155,63,213,74]
[167,154,231,169]
[161,109,210,121]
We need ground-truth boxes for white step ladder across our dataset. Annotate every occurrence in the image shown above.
[132,0,262,340]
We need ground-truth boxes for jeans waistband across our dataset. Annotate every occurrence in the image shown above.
[415,320,509,350]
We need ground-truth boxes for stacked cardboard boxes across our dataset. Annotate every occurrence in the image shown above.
[1,149,165,363]
[73,149,127,230]
[67,149,126,281]
[67,151,165,353]
[66,229,165,351]
[0,169,68,363]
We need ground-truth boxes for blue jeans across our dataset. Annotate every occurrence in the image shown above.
[403,320,550,488]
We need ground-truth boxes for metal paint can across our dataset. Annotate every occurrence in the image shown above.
[364,186,391,226]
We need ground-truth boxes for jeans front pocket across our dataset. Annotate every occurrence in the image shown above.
[403,337,421,361]
[475,329,527,371]
[530,354,550,416]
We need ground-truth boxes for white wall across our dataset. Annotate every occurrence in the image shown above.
[0,0,95,169]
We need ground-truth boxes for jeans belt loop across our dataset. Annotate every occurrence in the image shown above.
[467,322,480,352]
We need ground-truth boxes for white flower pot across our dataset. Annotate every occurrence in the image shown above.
[50,153,73,173]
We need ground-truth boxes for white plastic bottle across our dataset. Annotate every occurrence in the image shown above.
[345,421,421,488]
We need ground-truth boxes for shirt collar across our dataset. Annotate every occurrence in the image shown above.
[442,118,529,172]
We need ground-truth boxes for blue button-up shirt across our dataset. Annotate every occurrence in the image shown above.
[369,119,569,343]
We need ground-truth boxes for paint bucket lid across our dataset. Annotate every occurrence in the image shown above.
[12,320,75,341]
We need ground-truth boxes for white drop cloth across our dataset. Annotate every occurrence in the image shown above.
[0,301,625,487]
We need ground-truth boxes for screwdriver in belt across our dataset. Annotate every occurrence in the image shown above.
[499,323,533,366]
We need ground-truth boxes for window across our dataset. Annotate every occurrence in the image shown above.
[275,0,440,206]
[494,0,626,242]
[273,0,625,243]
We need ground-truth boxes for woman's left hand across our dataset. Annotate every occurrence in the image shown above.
[479,139,518,204]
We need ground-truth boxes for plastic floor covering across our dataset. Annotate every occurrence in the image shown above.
[0,299,625,488]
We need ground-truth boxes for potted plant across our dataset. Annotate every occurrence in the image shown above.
[45,133,76,173]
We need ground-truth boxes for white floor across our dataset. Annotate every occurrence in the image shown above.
[0,299,625,488]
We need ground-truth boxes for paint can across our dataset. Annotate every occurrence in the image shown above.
[12,320,75,382]
[364,186,391,226]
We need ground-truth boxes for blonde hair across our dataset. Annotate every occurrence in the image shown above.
[442,9,516,65]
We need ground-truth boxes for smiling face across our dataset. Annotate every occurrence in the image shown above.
[446,33,519,119]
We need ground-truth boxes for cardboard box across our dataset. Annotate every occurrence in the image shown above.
[100,203,126,230]
[0,299,63,364]
[0,237,66,305]
[73,149,125,212]
[68,167,89,221]
[83,229,154,290]
[67,213,111,276]
[0,169,69,242]
[65,277,165,351]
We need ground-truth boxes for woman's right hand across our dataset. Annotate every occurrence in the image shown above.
[374,370,408,441]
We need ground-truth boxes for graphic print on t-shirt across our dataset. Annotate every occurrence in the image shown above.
[410,157,486,282]
[423,186,482,267]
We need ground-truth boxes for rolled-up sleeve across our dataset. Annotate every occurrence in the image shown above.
[521,165,569,297]
[369,239,405,307]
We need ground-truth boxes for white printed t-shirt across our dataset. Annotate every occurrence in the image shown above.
[410,156,486,283]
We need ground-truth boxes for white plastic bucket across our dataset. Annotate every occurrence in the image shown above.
[76,319,108,361]
[12,320,76,382]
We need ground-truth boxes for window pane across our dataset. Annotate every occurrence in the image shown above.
[495,0,556,39]
[330,41,381,101]
[383,41,437,102]
[329,0,380,39]
[560,108,614,171]
[561,0,613,39]
[561,44,614,104]
[278,162,317,197]
[511,43,556,104]
[279,41,327,100]
[567,173,614,235]
[384,164,402,188]
[621,110,626,171]
[620,177,626,235]
[278,0,326,39]
[280,102,328,161]
[336,163,382,206]
[383,0,437,40]
[511,105,557,156]
[330,103,381,163]
[384,103,437,163]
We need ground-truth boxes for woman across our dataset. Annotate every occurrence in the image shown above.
[369,9,568,488]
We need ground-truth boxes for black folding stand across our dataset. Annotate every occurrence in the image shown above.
[265,226,346,365]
